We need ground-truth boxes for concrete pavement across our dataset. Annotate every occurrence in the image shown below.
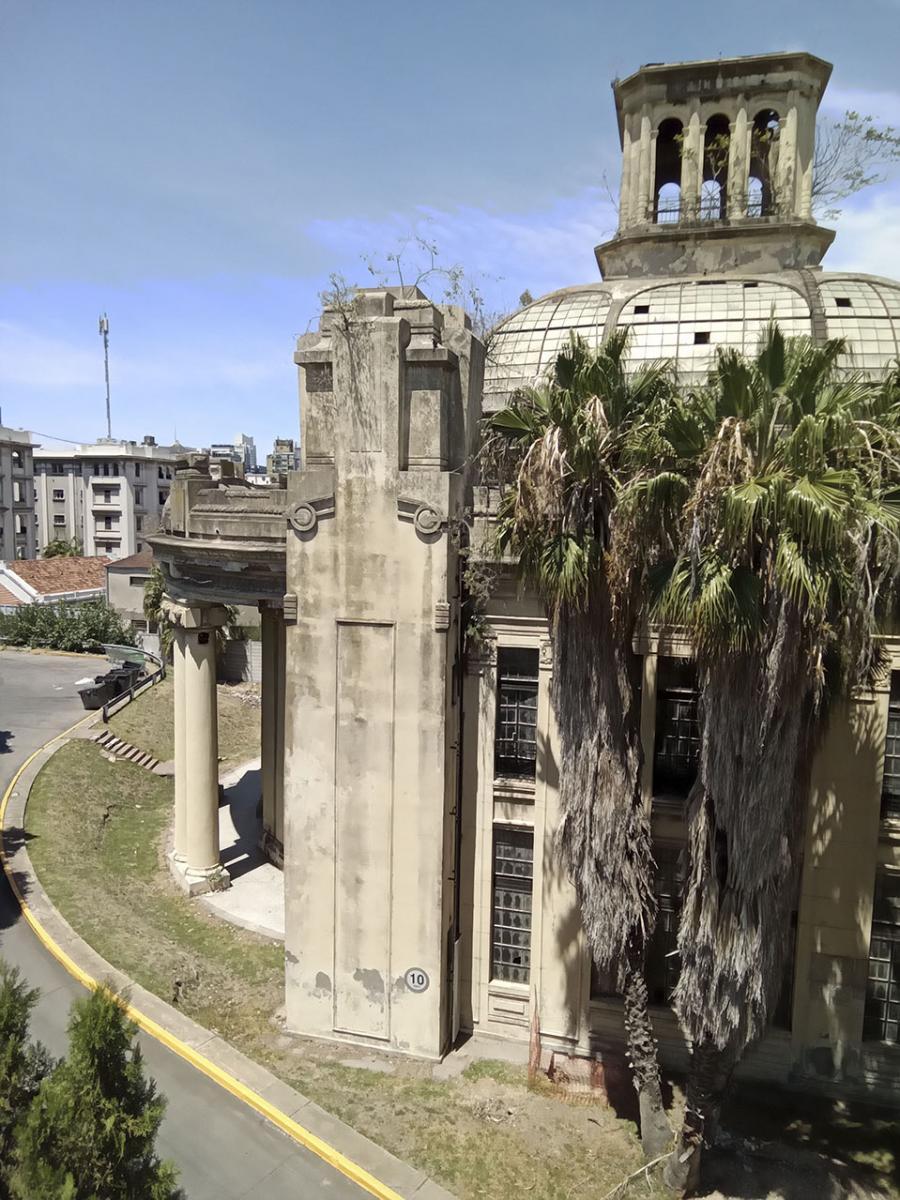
[0,650,382,1200]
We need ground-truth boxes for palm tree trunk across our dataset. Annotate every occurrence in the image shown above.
[663,1038,735,1194]
[622,949,671,1160]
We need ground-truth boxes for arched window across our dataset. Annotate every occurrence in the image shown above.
[702,114,730,220]
[700,178,723,221]
[747,176,764,217]
[749,109,779,216]
[654,117,683,223]
[656,181,681,223]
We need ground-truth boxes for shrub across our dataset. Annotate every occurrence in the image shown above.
[0,963,52,1195]
[0,600,135,653]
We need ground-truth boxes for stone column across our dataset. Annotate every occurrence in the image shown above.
[259,604,279,852]
[680,109,703,219]
[274,613,286,848]
[727,106,750,219]
[162,599,231,893]
[172,626,187,861]
[636,111,653,224]
[183,623,221,883]
[619,119,635,230]
[776,99,799,216]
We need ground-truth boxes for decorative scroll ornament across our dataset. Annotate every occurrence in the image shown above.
[287,495,335,535]
[414,504,441,535]
[397,496,445,536]
[288,501,318,533]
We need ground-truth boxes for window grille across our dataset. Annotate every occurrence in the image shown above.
[881,675,900,821]
[645,845,683,1004]
[864,873,900,1044]
[653,658,700,796]
[495,647,539,778]
[491,828,533,984]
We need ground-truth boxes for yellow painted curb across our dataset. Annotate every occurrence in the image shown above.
[0,719,405,1200]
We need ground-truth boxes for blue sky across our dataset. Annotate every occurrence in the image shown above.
[2,0,900,452]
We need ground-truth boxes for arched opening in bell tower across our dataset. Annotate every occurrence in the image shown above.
[701,113,730,220]
[748,109,780,216]
[654,117,683,223]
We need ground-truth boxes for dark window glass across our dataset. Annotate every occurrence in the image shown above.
[881,675,900,822]
[835,297,853,308]
[694,331,710,345]
[495,647,539,778]
[653,658,700,796]
[864,873,900,1044]
[491,828,533,984]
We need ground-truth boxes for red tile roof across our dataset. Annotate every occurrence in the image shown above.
[10,556,111,597]
[0,582,21,607]
[105,549,153,572]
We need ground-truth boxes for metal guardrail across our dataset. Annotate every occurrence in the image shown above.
[101,650,166,723]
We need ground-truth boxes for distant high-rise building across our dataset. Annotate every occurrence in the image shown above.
[33,435,193,560]
[209,433,257,472]
[0,426,37,560]
[265,437,298,476]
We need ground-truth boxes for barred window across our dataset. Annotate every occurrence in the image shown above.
[495,648,538,779]
[881,675,900,822]
[645,845,684,1005]
[653,657,700,796]
[591,843,684,1003]
[864,873,900,1044]
[491,828,533,985]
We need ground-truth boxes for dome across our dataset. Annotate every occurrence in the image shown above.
[483,272,900,409]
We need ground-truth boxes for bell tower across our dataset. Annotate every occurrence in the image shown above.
[596,51,835,278]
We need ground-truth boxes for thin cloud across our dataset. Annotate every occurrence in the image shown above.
[0,320,284,393]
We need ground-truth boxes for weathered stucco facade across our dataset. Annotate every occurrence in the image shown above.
[150,49,900,1103]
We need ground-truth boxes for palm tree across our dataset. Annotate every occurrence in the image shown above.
[623,328,900,1192]
[484,331,676,1158]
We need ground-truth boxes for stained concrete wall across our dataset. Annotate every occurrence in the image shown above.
[282,289,483,1058]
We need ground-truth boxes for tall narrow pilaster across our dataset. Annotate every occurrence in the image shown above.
[260,604,279,851]
[681,109,703,219]
[727,107,750,218]
[173,626,187,860]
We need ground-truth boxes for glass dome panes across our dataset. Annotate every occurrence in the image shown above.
[484,291,612,402]
[617,280,811,374]
[820,279,900,376]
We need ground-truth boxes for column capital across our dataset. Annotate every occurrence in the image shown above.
[161,599,232,631]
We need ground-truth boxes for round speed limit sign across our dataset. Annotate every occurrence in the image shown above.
[404,967,429,993]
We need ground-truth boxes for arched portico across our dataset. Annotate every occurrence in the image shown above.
[149,459,289,891]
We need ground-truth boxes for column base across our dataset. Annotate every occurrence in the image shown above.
[259,828,284,870]
[168,851,232,897]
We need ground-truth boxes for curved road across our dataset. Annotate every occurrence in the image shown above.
[0,650,364,1199]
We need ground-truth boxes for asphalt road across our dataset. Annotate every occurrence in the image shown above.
[0,649,364,1199]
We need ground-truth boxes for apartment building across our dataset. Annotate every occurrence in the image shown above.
[265,437,298,475]
[0,427,37,561]
[34,436,190,560]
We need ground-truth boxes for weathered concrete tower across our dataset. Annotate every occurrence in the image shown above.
[597,51,835,277]
[283,288,484,1057]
